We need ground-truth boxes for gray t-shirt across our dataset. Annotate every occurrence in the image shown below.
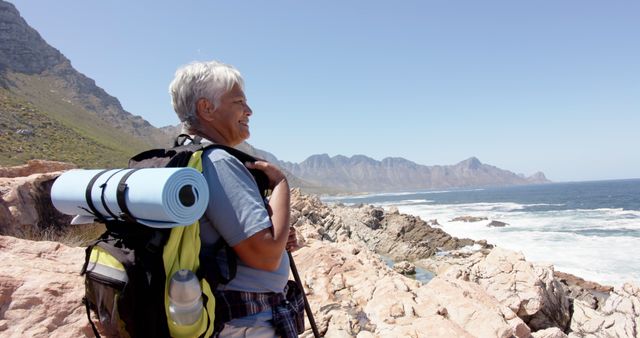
[199,147,289,294]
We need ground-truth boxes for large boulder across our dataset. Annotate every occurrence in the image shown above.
[291,191,478,261]
[393,261,416,275]
[292,239,530,337]
[0,235,92,337]
[0,160,75,178]
[0,161,74,237]
[569,282,640,338]
[440,247,572,331]
[416,276,531,338]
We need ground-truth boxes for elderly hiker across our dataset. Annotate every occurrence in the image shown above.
[169,60,302,337]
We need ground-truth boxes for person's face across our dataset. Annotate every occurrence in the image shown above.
[206,83,252,146]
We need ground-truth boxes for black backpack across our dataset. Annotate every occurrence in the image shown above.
[80,136,268,338]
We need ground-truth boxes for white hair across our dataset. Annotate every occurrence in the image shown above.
[168,60,245,133]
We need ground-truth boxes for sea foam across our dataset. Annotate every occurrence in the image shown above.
[322,180,640,287]
[395,201,640,287]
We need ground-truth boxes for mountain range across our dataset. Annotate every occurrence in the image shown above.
[279,155,548,193]
[0,0,549,193]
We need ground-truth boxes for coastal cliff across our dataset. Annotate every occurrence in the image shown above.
[1,162,638,337]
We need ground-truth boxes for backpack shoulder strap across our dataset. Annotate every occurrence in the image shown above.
[199,144,270,197]
[174,134,203,147]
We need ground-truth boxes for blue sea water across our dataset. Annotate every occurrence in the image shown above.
[323,179,640,287]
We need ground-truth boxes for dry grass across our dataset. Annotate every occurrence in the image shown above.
[15,222,106,247]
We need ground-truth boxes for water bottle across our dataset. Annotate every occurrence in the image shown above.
[168,269,203,325]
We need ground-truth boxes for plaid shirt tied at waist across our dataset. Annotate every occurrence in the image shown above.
[214,280,305,338]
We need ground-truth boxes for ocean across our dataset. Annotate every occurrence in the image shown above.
[322,179,640,288]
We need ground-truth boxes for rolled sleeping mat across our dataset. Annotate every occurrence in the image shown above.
[51,168,209,228]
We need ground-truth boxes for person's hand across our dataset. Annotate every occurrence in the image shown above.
[245,161,287,189]
[286,226,301,252]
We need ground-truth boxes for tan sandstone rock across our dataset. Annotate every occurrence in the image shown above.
[416,277,531,338]
[0,160,75,179]
[0,235,92,337]
[293,239,530,337]
[569,282,640,338]
[0,162,73,237]
[440,247,572,331]
[532,327,568,338]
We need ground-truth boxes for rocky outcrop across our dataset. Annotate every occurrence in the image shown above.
[291,189,639,337]
[555,271,613,311]
[0,1,65,75]
[392,261,416,275]
[0,235,530,337]
[436,248,571,331]
[569,283,640,338]
[416,247,640,338]
[1,177,639,337]
[0,159,75,178]
[291,189,481,262]
[0,235,92,337]
[295,240,531,337]
[0,161,72,237]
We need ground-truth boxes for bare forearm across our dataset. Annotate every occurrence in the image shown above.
[268,178,291,245]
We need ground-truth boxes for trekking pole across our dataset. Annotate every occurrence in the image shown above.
[288,251,321,338]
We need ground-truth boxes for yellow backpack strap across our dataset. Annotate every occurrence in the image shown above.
[163,149,215,338]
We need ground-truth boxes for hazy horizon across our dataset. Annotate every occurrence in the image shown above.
[11,0,639,182]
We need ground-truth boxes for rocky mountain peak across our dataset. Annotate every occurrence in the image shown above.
[348,154,377,165]
[279,152,550,193]
[0,1,66,75]
[457,156,482,170]
[301,153,332,166]
[0,1,173,148]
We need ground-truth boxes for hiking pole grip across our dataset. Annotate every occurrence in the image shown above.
[288,251,321,338]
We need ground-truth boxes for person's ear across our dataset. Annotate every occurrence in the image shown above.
[196,98,215,121]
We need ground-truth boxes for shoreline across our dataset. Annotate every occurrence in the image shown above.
[321,181,640,289]
[290,189,640,336]
[320,193,633,290]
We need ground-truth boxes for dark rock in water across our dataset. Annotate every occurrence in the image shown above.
[451,215,488,222]
[486,220,508,227]
[476,239,494,249]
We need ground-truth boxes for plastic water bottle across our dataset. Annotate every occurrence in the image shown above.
[168,269,203,325]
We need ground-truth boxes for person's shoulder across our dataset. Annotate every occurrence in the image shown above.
[203,146,243,166]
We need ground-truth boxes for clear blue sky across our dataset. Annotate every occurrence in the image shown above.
[12,0,640,182]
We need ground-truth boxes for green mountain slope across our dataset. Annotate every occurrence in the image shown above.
[0,1,171,168]
[0,88,141,168]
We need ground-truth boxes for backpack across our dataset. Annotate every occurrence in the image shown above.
[80,136,269,338]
